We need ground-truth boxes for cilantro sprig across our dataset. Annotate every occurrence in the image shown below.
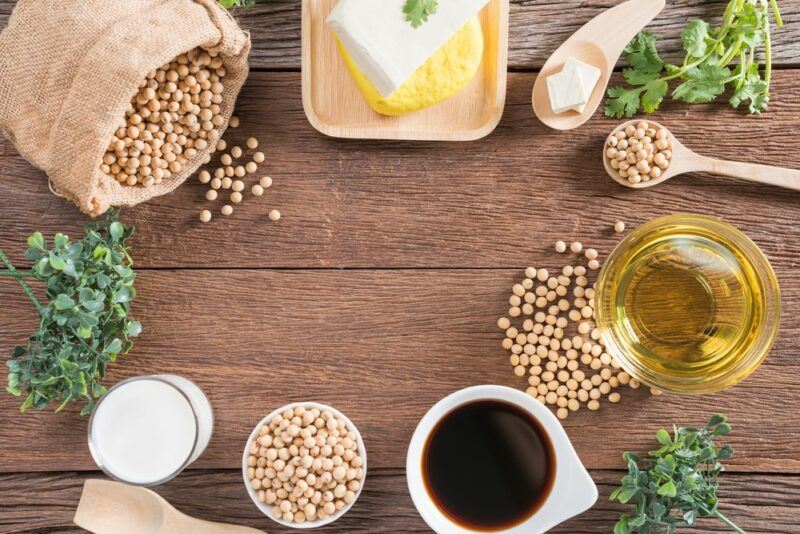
[404,0,439,28]
[0,213,140,415]
[612,414,743,534]
[606,0,784,118]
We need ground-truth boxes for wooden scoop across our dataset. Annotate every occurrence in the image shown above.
[604,120,800,191]
[74,479,265,534]
[532,0,665,130]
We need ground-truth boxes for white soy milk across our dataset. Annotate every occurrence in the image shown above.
[88,375,213,486]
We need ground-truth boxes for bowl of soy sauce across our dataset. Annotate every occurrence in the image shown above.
[406,385,597,533]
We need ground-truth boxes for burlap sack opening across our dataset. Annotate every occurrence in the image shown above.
[0,0,251,216]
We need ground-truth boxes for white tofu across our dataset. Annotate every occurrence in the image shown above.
[547,68,587,114]
[547,56,602,114]
[326,0,490,97]
[565,56,601,105]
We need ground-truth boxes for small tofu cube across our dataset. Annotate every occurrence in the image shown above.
[564,56,602,108]
[547,67,588,114]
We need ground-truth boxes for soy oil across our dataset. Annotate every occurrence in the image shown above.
[595,215,780,394]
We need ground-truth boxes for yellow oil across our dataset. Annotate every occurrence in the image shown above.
[595,215,780,393]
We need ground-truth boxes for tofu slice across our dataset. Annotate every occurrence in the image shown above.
[564,56,602,112]
[547,67,588,114]
[326,0,490,97]
[546,56,602,114]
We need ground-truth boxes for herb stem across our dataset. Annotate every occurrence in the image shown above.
[764,2,773,90]
[0,270,36,277]
[0,251,43,313]
[769,0,783,27]
[714,510,746,534]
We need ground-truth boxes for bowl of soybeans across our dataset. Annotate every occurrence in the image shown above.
[242,402,367,529]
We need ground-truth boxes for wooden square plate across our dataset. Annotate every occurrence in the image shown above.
[301,0,509,141]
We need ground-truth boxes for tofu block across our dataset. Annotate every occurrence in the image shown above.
[547,67,588,114]
[547,56,602,114]
[565,56,602,103]
[326,0,490,97]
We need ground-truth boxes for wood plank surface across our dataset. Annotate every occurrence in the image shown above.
[1,72,799,270]
[1,470,797,534]
[1,269,797,474]
[2,2,800,532]
[2,1,797,70]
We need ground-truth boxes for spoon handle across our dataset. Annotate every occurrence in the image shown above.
[595,0,667,64]
[695,156,800,192]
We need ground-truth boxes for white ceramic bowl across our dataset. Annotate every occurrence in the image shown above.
[407,385,597,533]
[242,402,368,529]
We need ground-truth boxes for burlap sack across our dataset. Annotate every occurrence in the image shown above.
[0,0,251,216]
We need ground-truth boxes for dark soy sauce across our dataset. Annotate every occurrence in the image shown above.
[422,400,556,531]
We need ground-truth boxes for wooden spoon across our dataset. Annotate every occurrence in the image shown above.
[74,479,265,534]
[604,120,800,191]
[532,0,665,130]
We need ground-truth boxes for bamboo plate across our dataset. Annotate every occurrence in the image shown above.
[301,0,509,141]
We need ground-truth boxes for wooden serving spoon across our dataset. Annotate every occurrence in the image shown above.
[532,0,665,130]
[604,119,800,191]
[74,479,265,534]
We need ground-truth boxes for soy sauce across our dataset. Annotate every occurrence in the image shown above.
[422,400,556,531]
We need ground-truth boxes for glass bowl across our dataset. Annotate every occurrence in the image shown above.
[594,214,780,394]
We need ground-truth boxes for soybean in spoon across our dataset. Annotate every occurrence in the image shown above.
[604,120,800,192]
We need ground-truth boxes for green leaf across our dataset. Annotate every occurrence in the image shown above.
[657,480,677,497]
[656,428,672,445]
[109,221,124,241]
[55,395,73,413]
[80,400,95,416]
[681,20,710,58]
[712,422,731,436]
[730,79,769,113]
[403,0,438,28]
[672,64,731,104]
[684,509,696,525]
[623,67,660,86]
[54,233,69,248]
[613,515,631,534]
[605,86,641,118]
[7,373,21,396]
[642,79,669,113]
[112,286,135,304]
[218,0,256,8]
[625,31,665,74]
[615,487,639,504]
[104,338,123,354]
[27,232,45,250]
[20,391,35,413]
[128,321,142,337]
[629,515,647,527]
[48,251,67,270]
[53,294,75,310]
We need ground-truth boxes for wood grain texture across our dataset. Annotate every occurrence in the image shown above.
[1,470,798,534]
[1,3,800,529]
[0,269,798,473]
[1,72,799,270]
[3,1,797,70]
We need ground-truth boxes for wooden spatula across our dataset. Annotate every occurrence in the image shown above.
[74,479,265,534]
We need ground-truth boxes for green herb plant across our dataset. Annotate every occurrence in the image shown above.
[404,0,438,28]
[612,414,743,534]
[219,0,256,9]
[606,0,783,118]
[0,214,140,415]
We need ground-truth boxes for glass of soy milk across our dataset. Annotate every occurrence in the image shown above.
[88,375,214,486]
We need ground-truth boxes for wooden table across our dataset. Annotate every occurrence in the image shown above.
[1,1,799,532]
